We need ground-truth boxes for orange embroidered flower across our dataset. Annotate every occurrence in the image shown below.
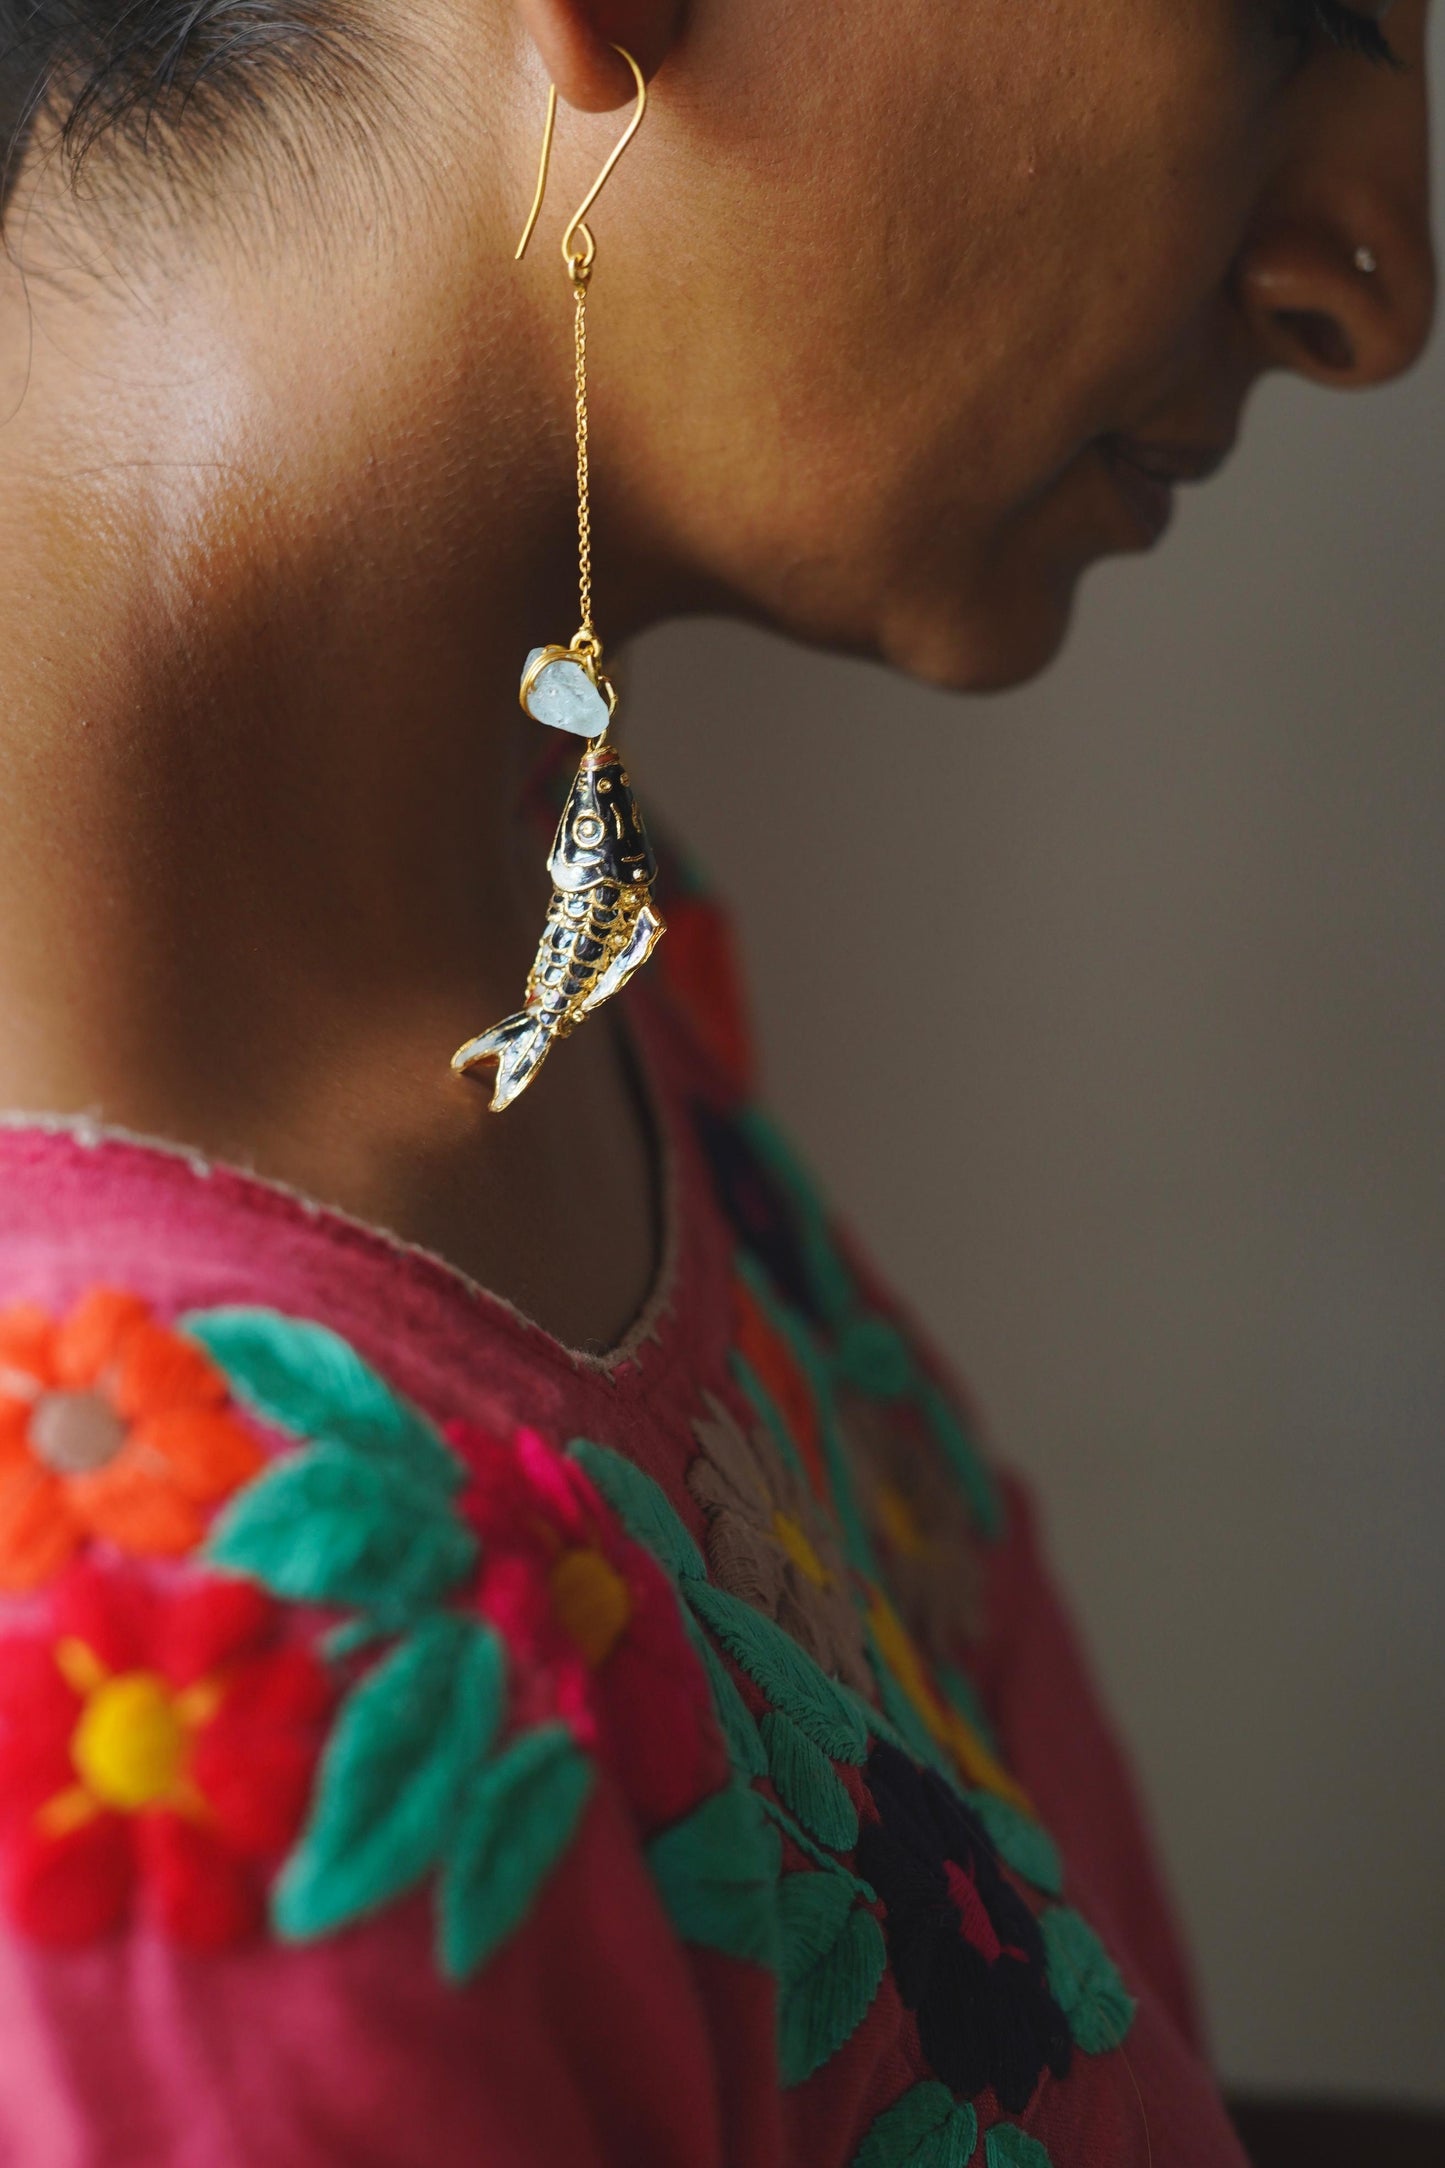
[733,1275,829,1499]
[0,1290,264,1591]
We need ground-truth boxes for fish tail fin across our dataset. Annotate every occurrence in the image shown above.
[451,1010,555,1111]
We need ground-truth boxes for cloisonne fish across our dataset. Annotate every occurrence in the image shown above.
[452,716,665,1112]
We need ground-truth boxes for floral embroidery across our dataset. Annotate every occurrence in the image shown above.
[846,1390,983,1654]
[1037,1907,1135,2055]
[0,1273,1133,2136]
[850,2081,978,2168]
[654,886,756,1097]
[274,1614,593,1984]
[689,1389,872,1698]
[857,1742,1072,2116]
[776,1863,888,2086]
[686,1100,1021,1816]
[694,1098,1003,1542]
[694,1101,833,1328]
[577,1438,1132,2112]
[867,1587,1030,1812]
[576,1441,893,2076]
[0,1290,263,1590]
[191,1312,735,1979]
[985,2128,1055,2168]
[448,1421,727,1833]
[733,1274,829,1496]
[0,1561,329,1948]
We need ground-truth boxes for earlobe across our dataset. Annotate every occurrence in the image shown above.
[511,0,683,112]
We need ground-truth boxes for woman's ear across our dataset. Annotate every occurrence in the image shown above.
[512,0,684,111]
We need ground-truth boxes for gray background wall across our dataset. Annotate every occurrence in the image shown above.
[628,38,1445,2104]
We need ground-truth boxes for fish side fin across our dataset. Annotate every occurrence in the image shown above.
[578,904,665,1022]
[451,1010,555,1112]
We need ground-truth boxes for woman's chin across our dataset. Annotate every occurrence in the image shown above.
[879,575,1082,697]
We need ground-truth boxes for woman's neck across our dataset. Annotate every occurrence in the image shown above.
[0,191,660,1352]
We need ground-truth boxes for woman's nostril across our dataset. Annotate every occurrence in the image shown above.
[1274,308,1357,374]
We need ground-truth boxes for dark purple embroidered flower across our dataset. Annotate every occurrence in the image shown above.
[857,1741,1072,2115]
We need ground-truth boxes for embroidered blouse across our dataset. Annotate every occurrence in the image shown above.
[0,862,1248,2168]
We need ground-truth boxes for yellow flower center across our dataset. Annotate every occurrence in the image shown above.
[550,1547,632,1668]
[875,1481,930,1560]
[71,1671,188,1812]
[771,1509,830,1589]
[866,1587,1034,1815]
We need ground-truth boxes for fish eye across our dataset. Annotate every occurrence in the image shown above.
[572,813,605,847]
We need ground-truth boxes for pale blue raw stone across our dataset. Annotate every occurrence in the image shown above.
[522,648,610,738]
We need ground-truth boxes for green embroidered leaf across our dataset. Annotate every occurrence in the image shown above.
[1040,1906,1136,2053]
[207,1442,476,1626]
[275,1614,505,1940]
[687,1621,767,1779]
[984,2125,1053,2168]
[760,1795,875,1899]
[777,1870,887,2086]
[841,1682,911,1763]
[966,1793,1063,1898]
[567,1438,706,1582]
[182,1307,462,1496]
[648,1780,782,1969]
[439,1724,593,1981]
[762,1710,859,1852]
[852,2083,978,2168]
[737,1108,856,1329]
[835,1316,915,1401]
[686,1581,869,1766]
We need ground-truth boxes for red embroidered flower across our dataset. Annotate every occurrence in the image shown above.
[656,892,756,1096]
[0,1290,264,1590]
[447,1424,726,1833]
[0,1563,330,1948]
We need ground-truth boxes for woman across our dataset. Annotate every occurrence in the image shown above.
[0,2,1432,2164]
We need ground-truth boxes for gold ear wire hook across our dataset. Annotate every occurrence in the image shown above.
[515,46,647,279]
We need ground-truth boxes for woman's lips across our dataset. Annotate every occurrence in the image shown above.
[1096,432,1234,547]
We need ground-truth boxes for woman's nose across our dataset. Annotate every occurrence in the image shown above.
[1236,6,1436,390]
[1238,216,1436,384]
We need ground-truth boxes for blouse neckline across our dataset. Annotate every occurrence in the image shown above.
[0,990,713,1397]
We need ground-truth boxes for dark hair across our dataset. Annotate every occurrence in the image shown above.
[0,2,372,214]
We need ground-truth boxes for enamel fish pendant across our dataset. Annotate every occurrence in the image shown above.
[452,642,665,1112]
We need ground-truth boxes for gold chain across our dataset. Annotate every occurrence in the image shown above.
[515,51,647,667]
[573,274,593,644]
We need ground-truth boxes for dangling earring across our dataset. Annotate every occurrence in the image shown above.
[453,49,665,1112]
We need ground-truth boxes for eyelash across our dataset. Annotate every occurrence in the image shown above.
[1273,1,1398,65]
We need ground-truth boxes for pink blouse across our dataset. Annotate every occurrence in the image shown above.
[0,878,1248,2168]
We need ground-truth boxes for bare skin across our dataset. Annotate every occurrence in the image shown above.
[0,0,1433,1350]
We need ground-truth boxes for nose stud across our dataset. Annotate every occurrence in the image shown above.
[1354,245,1379,276]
